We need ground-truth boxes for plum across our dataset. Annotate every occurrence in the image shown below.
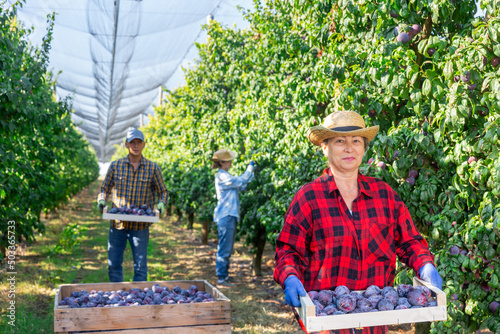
[336,294,356,313]
[412,24,422,34]
[397,32,410,44]
[313,300,324,314]
[323,304,337,315]
[489,301,499,313]
[381,286,396,296]
[333,310,346,315]
[395,304,409,310]
[407,289,428,306]
[468,156,477,164]
[72,291,80,298]
[308,290,319,300]
[398,297,411,308]
[318,290,334,306]
[368,294,384,308]
[414,285,431,299]
[492,56,500,68]
[377,161,386,170]
[397,284,414,297]
[378,298,395,311]
[172,286,182,294]
[356,298,373,312]
[408,169,419,178]
[405,177,415,186]
[350,291,362,301]
[383,289,399,305]
[363,285,381,298]
[427,48,436,56]
[390,11,399,18]
[426,300,438,307]
[334,285,350,297]
[460,71,471,83]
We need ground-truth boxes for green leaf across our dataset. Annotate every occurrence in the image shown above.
[481,204,493,222]
[422,78,431,96]
[444,61,453,80]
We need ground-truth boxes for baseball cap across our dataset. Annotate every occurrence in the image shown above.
[126,128,144,142]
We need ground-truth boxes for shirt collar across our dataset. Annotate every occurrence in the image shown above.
[125,155,144,166]
[322,168,374,198]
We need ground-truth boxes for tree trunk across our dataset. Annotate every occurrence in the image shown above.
[0,232,6,258]
[252,222,267,276]
[175,207,183,223]
[201,221,210,245]
[187,212,194,230]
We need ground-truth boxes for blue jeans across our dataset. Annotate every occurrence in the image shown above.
[216,215,237,279]
[108,226,149,282]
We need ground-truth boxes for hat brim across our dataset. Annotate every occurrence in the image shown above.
[210,151,237,162]
[307,125,379,146]
[126,136,144,142]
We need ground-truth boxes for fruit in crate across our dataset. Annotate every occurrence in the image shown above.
[58,284,214,308]
[107,204,156,216]
[308,283,439,316]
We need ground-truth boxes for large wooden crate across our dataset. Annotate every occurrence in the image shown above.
[54,280,231,333]
[295,277,447,332]
[102,206,160,223]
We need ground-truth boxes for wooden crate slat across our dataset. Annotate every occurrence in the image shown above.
[67,324,231,334]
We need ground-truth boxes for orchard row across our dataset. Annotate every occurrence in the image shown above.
[143,1,500,332]
[0,8,99,251]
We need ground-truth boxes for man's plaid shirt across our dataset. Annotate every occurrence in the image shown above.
[98,155,168,230]
[274,168,434,334]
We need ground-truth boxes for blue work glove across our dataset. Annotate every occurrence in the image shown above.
[419,263,443,290]
[98,200,105,213]
[249,160,255,166]
[284,275,307,307]
[157,202,165,216]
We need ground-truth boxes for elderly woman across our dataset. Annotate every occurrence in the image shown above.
[274,110,442,334]
[211,149,254,287]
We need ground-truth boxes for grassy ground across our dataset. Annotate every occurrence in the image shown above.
[0,177,416,334]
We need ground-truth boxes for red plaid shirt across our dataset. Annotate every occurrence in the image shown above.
[274,168,434,334]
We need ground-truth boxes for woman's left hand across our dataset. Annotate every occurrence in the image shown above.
[419,263,443,290]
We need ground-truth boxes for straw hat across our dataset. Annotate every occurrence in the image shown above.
[307,110,379,146]
[210,149,237,162]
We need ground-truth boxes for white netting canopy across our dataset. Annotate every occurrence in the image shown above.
[6,0,252,161]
